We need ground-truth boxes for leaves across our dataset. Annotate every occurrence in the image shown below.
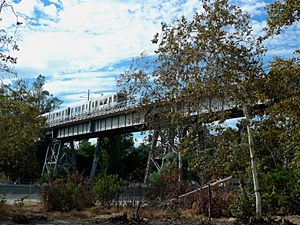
[266,0,300,36]
[0,76,62,180]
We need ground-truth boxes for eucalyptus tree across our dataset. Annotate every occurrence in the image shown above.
[118,0,265,218]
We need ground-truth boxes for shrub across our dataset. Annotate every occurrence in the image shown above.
[92,174,123,205]
[147,169,194,203]
[195,185,234,217]
[148,169,234,217]
[0,172,11,184]
[261,166,300,215]
[41,172,93,211]
[230,191,255,221]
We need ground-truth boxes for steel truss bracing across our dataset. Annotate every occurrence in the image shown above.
[144,130,179,183]
[42,139,76,175]
[143,127,190,183]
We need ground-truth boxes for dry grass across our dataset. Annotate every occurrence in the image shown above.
[0,203,43,220]
[1,202,202,221]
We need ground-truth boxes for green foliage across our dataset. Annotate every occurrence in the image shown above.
[0,172,11,184]
[92,174,123,205]
[117,5,265,217]
[0,80,43,180]
[0,75,62,181]
[231,191,255,221]
[147,167,192,202]
[30,75,63,114]
[266,0,300,35]
[100,134,134,174]
[76,140,96,176]
[126,143,149,182]
[41,172,93,211]
[260,167,300,215]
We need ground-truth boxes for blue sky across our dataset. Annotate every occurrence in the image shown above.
[2,0,300,105]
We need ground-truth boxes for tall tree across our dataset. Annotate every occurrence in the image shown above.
[117,0,265,218]
[0,76,62,181]
[0,80,44,180]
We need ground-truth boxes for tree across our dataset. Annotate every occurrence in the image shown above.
[0,76,62,181]
[76,140,96,176]
[261,57,300,168]
[266,0,300,35]
[264,0,300,168]
[117,0,265,218]
[0,80,44,180]
[88,134,147,182]
[31,74,62,114]
[100,134,135,177]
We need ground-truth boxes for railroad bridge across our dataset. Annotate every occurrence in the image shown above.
[42,98,245,182]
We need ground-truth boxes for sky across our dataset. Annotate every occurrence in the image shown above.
[1,0,299,106]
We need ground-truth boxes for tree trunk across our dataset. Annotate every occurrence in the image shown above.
[243,104,262,219]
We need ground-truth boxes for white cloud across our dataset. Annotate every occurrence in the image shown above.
[12,0,206,104]
[5,0,299,106]
[44,77,115,95]
[239,1,266,16]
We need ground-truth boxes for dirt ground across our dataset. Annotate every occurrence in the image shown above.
[1,203,300,225]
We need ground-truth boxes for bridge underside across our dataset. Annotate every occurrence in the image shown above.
[46,111,145,141]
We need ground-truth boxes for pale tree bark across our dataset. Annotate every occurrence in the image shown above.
[243,104,262,219]
[178,127,183,182]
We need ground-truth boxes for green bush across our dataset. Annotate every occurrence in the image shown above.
[92,174,123,205]
[230,191,255,221]
[41,172,93,211]
[261,166,300,215]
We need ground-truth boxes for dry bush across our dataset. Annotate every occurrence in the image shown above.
[40,172,93,212]
[147,170,234,218]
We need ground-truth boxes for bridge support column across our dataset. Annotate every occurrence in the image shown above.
[89,137,101,184]
[42,140,77,176]
[70,141,77,171]
[144,131,159,183]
